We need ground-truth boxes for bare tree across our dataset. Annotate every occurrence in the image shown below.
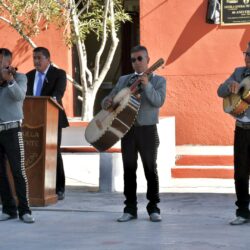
[0,0,130,120]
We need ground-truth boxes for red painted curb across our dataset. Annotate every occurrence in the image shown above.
[176,155,233,166]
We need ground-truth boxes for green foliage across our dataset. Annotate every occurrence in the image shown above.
[67,0,131,44]
[0,0,131,44]
[0,0,66,36]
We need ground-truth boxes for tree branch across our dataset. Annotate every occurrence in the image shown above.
[0,15,81,90]
[93,0,109,81]
[0,16,37,48]
[69,0,93,91]
[96,0,119,86]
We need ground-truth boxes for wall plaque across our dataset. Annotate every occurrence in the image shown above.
[221,0,250,25]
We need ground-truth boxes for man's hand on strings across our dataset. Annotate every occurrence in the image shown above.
[228,81,240,94]
[138,74,149,86]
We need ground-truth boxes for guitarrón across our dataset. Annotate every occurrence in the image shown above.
[85,58,165,151]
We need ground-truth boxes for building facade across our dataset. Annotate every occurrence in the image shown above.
[2,0,250,147]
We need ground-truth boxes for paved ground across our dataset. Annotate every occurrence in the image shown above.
[1,179,250,250]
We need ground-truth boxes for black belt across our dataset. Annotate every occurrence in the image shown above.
[0,121,20,132]
[236,120,250,129]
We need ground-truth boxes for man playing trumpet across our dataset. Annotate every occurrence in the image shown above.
[0,48,34,223]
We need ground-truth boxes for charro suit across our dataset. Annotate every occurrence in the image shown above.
[26,64,69,194]
[0,72,32,218]
[102,73,166,216]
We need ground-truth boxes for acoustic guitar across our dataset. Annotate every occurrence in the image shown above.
[223,76,250,117]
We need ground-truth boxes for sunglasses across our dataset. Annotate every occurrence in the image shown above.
[131,56,144,63]
[243,52,250,57]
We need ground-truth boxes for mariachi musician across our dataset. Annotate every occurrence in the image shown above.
[0,48,34,223]
[102,45,166,222]
[217,41,250,225]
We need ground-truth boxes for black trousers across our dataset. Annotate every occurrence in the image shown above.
[234,126,250,218]
[0,127,31,217]
[56,127,65,193]
[121,125,160,216]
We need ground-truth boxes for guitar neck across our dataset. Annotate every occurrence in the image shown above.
[130,58,164,92]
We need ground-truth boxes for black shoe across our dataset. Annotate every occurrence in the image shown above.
[57,191,65,200]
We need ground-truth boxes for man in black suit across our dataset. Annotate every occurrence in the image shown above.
[26,47,69,200]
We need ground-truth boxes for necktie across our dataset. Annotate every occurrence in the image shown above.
[35,72,44,96]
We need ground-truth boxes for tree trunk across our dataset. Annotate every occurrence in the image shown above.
[81,88,99,121]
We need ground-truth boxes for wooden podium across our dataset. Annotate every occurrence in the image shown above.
[18,96,61,206]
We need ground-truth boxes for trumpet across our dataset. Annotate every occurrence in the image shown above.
[0,66,17,84]
[4,66,17,75]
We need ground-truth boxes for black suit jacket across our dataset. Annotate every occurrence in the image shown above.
[26,65,69,128]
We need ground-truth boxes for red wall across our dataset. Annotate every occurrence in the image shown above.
[0,23,73,117]
[140,0,250,145]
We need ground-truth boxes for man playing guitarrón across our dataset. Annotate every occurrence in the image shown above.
[102,45,166,222]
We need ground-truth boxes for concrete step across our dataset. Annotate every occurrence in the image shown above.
[173,146,234,179]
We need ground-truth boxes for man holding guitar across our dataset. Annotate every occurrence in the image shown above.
[102,45,166,222]
[218,42,250,225]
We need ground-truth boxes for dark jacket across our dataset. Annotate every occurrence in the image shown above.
[26,65,69,128]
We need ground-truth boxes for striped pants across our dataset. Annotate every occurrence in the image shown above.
[0,127,31,217]
[121,125,160,216]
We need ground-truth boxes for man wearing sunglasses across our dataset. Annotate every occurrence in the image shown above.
[218,42,250,225]
[102,45,166,222]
